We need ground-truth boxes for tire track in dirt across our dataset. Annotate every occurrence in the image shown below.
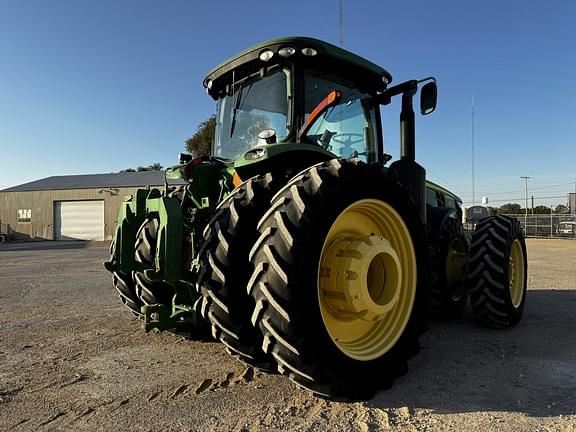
[193,367,256,395]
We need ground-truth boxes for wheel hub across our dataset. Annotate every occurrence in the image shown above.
[320,235,402,322]
[316,199,417,361]
[509,239,525,308]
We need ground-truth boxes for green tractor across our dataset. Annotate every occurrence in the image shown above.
[105,36,528,399]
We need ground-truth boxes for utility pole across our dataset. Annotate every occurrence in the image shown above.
[521,176,530,231]
[573,178,576,215]
[338,0,343,47]
[471,96,475,206]
[550,205,553,238]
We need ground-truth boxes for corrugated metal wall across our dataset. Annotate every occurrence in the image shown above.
[0,187,154,241]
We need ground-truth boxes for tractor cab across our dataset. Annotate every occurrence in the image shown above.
[203,37,392,168]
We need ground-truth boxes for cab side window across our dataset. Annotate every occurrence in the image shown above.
[445,196,456,208]
[436,192,446,207]
[426,188,439,208]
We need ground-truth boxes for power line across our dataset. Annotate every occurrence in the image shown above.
[458,183,571,198]
[484,195,566,204]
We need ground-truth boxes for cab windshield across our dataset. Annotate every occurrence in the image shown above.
[302,70,378,163]
[214,66,292,160]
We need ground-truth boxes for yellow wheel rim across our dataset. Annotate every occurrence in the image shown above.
[509,239,525,308]
[317,199,417,361]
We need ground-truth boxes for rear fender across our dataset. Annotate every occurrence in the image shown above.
[234,142,335,180]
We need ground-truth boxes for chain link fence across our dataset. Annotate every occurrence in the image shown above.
[503,214,576,239]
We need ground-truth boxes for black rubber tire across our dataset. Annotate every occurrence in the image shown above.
[113,271,143,317]
[469,215,528,328]
[196,173,280,371]
[109,240,143,317]
[427,207,470,320]
[247,159,429,400]
[134,217,174,306]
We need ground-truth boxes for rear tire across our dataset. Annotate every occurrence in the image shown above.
[469,215,527,328]
[248,159,428,400]
[196,173,279,371]
[427,207,470,320]
[134,217,174,306]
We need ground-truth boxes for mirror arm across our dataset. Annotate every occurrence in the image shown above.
[377,80,418,104]
[376,77,436,105]
[400,90,417,161]
[418,76,437,85]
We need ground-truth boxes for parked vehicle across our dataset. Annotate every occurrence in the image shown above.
[558,221,576,236]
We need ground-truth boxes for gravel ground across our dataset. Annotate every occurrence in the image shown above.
[0,238,575,431]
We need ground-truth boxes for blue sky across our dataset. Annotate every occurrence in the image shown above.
[0,0,574,207]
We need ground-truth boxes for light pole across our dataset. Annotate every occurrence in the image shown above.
[471,96,475,206]
[521,176,530,232]
[573,177,576,215]
[338,0,343,48]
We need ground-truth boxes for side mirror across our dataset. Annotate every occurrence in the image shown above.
[420,82,437,115]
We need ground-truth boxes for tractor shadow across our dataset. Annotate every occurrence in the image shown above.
[369,289,576,417]
[0,240,100,252]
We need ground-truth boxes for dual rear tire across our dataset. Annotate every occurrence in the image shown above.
[199,159,428,399]
[196,173,279,371]
[248,160,428,399]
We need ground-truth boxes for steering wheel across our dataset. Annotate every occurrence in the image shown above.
[331,133,364,145]
[247,124,262,141]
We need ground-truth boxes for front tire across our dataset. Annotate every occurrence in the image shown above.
[248,159,428,400]
[427,207,470,320]
[469,215,527,328]
[109,240,143,317]
[113,271,143,318]
[134,217,174,306]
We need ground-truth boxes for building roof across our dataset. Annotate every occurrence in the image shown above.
[1,171,181,192]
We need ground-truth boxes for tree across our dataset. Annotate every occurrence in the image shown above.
[137,163,163,172]
[185,115,216,157]
[533,205,551,214]
[119,163,163,173]
[497,203,522,214]
[555,204,569,214]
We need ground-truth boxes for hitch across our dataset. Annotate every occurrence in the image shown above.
[142,295,205,332]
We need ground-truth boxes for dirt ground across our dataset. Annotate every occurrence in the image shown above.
[0,238,575,432]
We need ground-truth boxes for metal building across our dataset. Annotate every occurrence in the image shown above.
[0,172,173,241]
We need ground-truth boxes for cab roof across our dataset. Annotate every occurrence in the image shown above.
[203,36,393,99]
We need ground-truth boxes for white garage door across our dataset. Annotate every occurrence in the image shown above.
[54,200,105,241]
